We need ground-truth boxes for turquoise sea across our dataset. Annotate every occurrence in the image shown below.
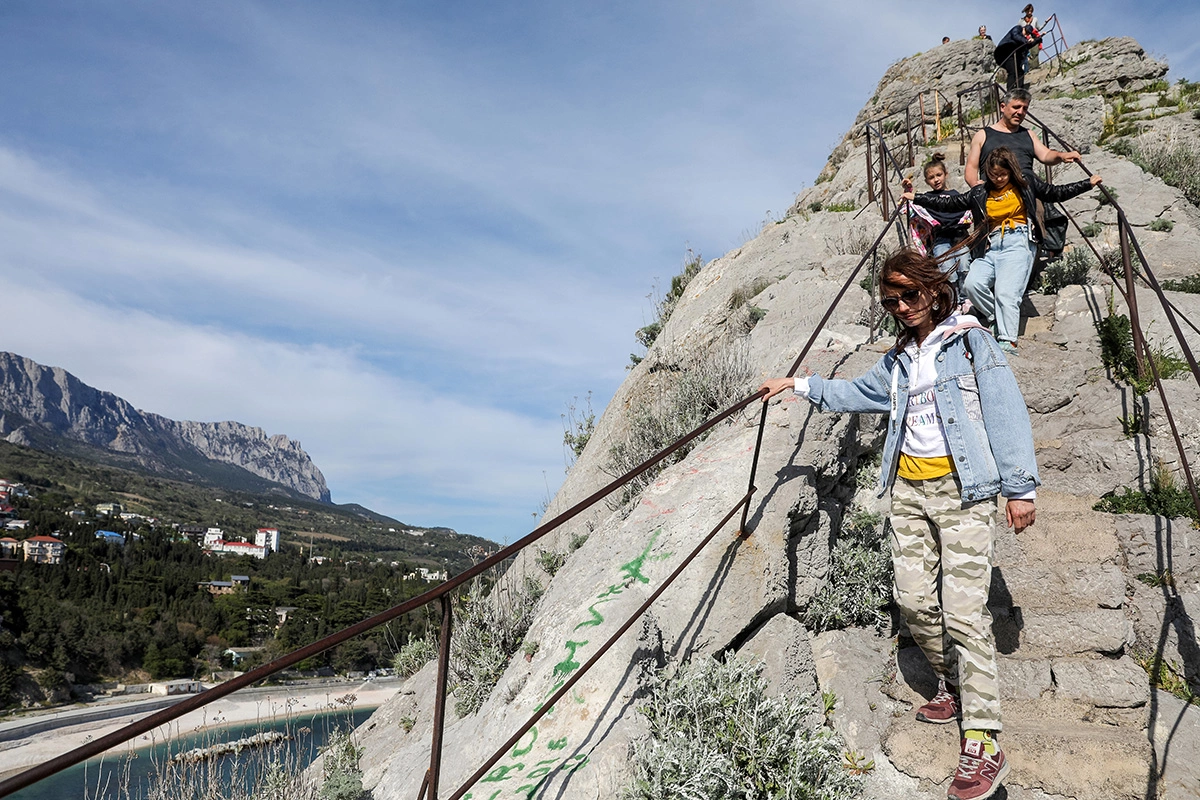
[7,706,376,800]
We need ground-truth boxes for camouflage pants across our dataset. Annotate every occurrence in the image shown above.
[890,474,1002,731]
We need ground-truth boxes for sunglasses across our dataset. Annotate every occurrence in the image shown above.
[881,288,923,311]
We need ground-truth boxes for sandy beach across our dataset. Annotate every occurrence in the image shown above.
[0,679,401,783]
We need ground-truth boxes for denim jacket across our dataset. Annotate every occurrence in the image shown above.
[805,326,1039,502]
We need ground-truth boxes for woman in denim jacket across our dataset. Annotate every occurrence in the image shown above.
[760,249,1038,800]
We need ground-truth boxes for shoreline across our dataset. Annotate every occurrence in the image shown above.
[0,679,399,784]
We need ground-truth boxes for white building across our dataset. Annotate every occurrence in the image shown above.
[255,528,280,552]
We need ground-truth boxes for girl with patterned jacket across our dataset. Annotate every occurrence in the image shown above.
[902,145,1101,354]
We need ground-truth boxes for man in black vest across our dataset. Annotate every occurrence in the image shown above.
[964,88,1081,186]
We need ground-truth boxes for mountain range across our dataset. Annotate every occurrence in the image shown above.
[0,351,330,502]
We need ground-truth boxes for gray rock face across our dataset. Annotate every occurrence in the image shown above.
[1033,37,1168,97]
[352,35,1200,800]
[0,352,330,501]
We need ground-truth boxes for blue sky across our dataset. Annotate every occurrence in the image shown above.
[1,1,1196,544]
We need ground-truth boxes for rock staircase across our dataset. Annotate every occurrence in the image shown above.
[814,293,1200,799]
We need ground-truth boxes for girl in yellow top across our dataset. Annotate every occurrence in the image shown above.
[904,147,1102,354]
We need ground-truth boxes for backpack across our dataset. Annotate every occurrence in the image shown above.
[1038,201,1069,257]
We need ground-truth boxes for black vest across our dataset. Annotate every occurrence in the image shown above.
[980,126,1036,178]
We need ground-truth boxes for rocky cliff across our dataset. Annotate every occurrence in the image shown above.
[348,37,1200,799]
[0,352,331,501]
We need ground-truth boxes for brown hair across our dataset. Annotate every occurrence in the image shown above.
[1022,4,1034,16]
[923,152,948,182]
[879,249,956,350]
[982,146,1028,192]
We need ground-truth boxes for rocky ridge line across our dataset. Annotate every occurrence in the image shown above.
[0,351,330,502]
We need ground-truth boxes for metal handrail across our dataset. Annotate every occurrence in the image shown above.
[0,196,911,799]
[0,383,768,798]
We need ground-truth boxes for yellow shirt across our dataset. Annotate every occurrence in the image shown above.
[986,188,1027,234]
[897,453,955,480]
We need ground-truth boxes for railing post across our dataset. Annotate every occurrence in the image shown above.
[865,126,876,205]
[934,91,942,142]
[905,107,914,167]
[879,137,889,220]
[957,97,966,165]
[424,595,455,800]
[738,401,770,536]
[1119,212,1147,381]
[918,93,927,144]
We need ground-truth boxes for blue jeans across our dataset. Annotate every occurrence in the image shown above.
[933,239,972,297]
[963,226,1035,344]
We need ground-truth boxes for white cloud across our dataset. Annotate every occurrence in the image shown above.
[0,277,562,535]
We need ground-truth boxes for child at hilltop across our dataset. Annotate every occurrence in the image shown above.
[759,248,1039,800]
[903,153,973,296]
[903,146,1102,354]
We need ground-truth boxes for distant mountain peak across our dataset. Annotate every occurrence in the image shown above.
[0,351,331,501]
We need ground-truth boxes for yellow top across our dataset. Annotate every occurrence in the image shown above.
[986,188,1027,234]
[897,453,955,480]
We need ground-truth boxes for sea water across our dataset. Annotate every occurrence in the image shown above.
[8,706,376,799]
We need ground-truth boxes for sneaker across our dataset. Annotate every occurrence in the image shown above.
[948,736,1009,800]
[916,681,960,724]
[997,341,1018,356]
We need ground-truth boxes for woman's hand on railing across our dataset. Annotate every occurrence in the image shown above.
[758,377,796,402]
[901,176,914,193]
[901,190,916,202]
[1089,174,1103,186]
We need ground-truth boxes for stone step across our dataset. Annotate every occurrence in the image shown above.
[998,655,1151,708]
[894,646,1149,707]
[883,713,1152,800]
[992,607,1130,657]
[990,562,1125,612]
[993,505,1122,569]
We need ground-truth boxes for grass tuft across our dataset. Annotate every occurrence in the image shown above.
[622,657,862,800]
[1040,248,1093,294]
[804,507,891,633]
[607,341,753,507]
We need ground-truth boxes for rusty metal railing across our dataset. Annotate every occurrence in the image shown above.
[0,201,907,799]
[1034,14,1071,75]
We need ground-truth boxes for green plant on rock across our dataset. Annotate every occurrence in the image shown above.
[1107,138,1135,157]
[607,341,753,507]
[730,277,774,310]
[562,391,596,465]
[1096,293,1188,395]
[1148,218,1175,232]
[622,657,862,800]
[1095,459,1199,523]
[1121,128,1200,206]
[393,631,439,679]
[1160,274,1200,293]
[536,547,566,577]
[804,506,892,633]
[635,250,705,352]
[826,201,858,213]
[320,727,367,800]
[1081,222,1103,238]
[809,201,824,213]
[450,575,543,715]
[1040,248,1093,294]
[1131,647,1199,706]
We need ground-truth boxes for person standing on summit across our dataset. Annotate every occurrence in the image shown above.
[964,89,1081,187]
